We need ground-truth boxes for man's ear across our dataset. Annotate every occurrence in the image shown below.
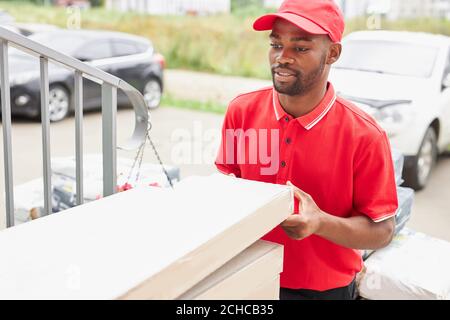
[327,43,342,65]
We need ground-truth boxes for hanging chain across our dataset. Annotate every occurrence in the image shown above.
[126,137,145,183]
[147,134,174,189]
[126,118,174,189]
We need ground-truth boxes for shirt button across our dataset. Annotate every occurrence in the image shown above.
[284,116,289,122]
[281,161,286,168]
[285,138,292,144]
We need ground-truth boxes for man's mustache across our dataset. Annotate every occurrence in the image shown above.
[271,64,300,76]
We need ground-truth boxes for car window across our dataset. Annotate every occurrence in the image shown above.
[333,40,439,78]
[137,42,151,53]
[11,33,87,57]
[76,41,113,61]
[112,40,140,57]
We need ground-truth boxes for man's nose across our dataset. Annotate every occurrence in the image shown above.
[276,49,294,65]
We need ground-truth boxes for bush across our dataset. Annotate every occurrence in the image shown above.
[89,0,104,7]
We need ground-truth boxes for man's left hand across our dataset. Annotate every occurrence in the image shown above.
[281,181,325,240]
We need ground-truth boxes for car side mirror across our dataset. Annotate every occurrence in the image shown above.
[443,73,450,89]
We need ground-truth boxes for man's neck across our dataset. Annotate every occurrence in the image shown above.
[278,82,328,119]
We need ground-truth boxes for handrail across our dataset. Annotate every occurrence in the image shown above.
[0,26,150,227]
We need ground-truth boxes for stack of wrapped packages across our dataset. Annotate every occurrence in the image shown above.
[391,150,415,235]
[361,149,414,260]
[358,150,450,300]
[358,228,450,300]
[13,155,180,224]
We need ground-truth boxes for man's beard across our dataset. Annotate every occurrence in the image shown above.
[272,54,327,96]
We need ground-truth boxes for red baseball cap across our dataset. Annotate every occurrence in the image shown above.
[253,0,345,43]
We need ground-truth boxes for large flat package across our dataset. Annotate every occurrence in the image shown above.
[250,276,280,300]
[178,240,283,300]
[359,228,450,300]
[0,174,293,300]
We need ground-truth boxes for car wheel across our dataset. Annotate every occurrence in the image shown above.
[403,126,438,191]
[143,78,162,110]
[48,84,70,122]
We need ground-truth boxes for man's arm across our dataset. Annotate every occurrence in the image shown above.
[316,214,394,250]
[281,181,395,250]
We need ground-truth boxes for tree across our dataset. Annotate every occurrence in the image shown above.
[89,0,104,7]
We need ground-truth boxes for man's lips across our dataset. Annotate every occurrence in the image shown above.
[273,69,297,82]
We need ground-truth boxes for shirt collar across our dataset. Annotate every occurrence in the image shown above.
[272,82,337,130]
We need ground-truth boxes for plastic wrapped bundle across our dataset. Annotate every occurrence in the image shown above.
[391,149,404,186]
[13,155,181,223]
[361,250,374,261]
[51,155,180,212]
[362,186,414,260]
[359,229,450,300]
[394,187,414,235]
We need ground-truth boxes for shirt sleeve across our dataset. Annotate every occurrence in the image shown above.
[353,131,398,222]
[215,105,242,178]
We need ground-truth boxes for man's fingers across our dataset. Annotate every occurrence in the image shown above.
[229,173,236,177]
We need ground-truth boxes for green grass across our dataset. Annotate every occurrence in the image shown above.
[1,1,449,80]
[161,94,227,114]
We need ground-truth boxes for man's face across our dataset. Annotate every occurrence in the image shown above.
[269,19,330,96]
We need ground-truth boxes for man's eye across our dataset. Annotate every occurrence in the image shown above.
[270,43,282,49]
[295,47,309,52]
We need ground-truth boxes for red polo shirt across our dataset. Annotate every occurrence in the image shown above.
[215,82,398,291]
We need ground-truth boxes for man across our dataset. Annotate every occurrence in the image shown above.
[215,0,398,300]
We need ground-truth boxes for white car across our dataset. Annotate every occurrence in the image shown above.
[330,31,450,190]
[0,23,59,37]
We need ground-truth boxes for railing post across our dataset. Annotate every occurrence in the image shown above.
[40,56,52,216]
[101,82,117,197]
[74,71,84,205]
[0,40,15,227]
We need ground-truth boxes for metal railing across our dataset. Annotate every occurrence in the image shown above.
[0,26,149,228]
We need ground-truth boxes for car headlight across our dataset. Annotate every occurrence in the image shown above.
[371,103,412,137]
[15,94,31,106]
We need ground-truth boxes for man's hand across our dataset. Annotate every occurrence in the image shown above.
[281,182,395,250]
[280,181,325,240]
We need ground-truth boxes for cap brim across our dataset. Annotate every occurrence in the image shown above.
[253,12,328,36]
